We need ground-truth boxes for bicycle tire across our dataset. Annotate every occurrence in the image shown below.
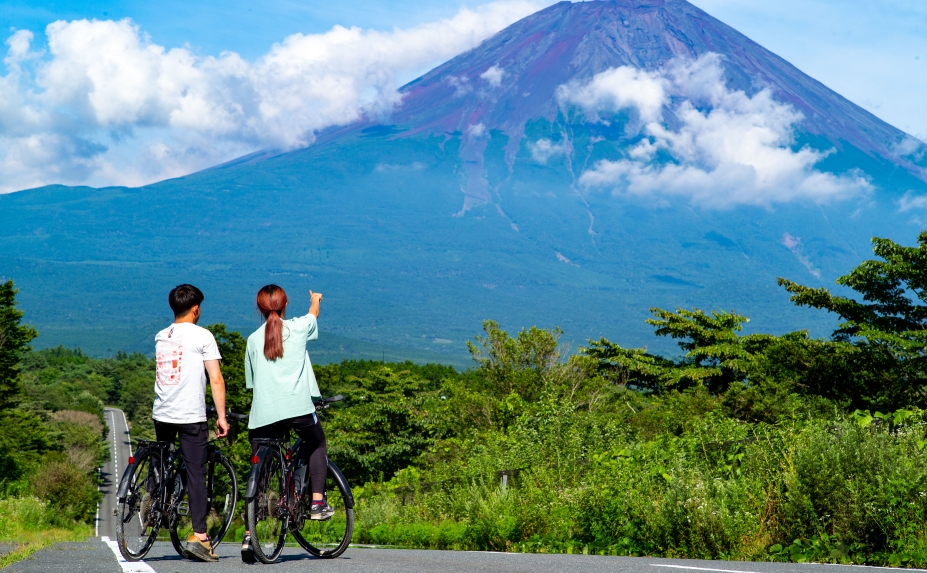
[169,451,239,557]
[291,459,355,558]
[246,448,287,563]
[116,450,161,561]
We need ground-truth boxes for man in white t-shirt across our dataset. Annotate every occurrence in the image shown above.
[152,284,229,562]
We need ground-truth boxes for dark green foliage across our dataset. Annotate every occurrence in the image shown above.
[0,280,37,409]
[30,461,100,523]
[586,309,754,394]
[467,320,562,402]
[0,281,109,524]
[0,409,54,487]
[324,365,441,484]
[779,232,927,409]
[206,324,248,415]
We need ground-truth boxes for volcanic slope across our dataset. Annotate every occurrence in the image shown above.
[2,0,927,359]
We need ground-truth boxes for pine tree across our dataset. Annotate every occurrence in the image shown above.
[0,280,38,408]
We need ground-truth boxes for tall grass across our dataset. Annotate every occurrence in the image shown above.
[0,496,91,567]
[351,396,927,566]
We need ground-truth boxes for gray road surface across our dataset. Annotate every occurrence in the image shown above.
[9,541,927,573]
[98,408,134,540]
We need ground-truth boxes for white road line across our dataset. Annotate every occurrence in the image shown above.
[101,536,156,573]
[122,409,131,443]
[651,565,768,573]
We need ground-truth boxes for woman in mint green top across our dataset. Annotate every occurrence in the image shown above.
[241,285,333,561]
[245,309,322,428]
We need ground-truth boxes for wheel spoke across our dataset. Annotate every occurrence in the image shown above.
[117,452,160,561]
[247,450,287,563]
[292,459,354,558]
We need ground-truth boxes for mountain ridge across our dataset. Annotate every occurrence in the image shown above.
[2,0,926,360]
[308,0,924,184]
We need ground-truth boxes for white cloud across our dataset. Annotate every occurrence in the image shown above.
[898,191,927,212]
[574,54,871,208]
[467,122,486,137]
[0,0,545,193]
[480,64,505,88]
[529,138,564,163]
[556,66,667,123]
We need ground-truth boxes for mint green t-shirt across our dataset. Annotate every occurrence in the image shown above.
[245,313,321,429]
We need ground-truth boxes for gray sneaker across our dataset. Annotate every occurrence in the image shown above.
[310,500,335,521]
[185,536,218,562]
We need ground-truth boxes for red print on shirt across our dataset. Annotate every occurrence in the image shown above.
[156,331,183,386]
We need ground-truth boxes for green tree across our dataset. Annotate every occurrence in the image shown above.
[326,366,439,484]
[467,320,562,402]
[584,308,855,419]
[0,280,37,409]
[779,233,927,409]
[205,323,249,415]
[585,308,758,395]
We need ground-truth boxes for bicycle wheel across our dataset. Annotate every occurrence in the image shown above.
[246,448,287,563]
[170,451,239,556]
[292,459,355,558]
[116,450,161,561]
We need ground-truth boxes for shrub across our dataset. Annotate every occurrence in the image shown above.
[50,409,103,435]
[30,461,100,523]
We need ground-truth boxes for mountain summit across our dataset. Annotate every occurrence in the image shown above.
[355,0,923,179]
[2,0,926,358]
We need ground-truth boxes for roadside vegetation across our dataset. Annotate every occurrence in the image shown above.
[0,282,110,562]
[3,232,927,566]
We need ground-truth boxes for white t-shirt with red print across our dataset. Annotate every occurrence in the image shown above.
[152,322,222,424]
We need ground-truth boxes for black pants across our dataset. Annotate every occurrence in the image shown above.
[249,414,328,496]
[155,421,209,534]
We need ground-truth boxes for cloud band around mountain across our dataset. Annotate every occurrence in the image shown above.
[559,54,872,208]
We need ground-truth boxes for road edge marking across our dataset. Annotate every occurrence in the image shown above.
[101,536,157,573]
[651,565,767,573]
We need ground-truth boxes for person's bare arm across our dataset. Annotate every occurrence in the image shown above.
[204,359,229,438]
[309,290,323,318]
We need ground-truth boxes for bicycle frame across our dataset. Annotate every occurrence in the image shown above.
[246,438,305,514]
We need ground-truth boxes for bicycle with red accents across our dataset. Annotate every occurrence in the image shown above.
[245,395,355,563]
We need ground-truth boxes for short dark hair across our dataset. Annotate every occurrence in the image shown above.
[168,284,204,316]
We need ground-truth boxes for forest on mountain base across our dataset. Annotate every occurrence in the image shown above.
[3,233,927,565]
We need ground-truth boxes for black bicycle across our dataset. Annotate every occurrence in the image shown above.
[246,395,355,563]
[115,407,248,561]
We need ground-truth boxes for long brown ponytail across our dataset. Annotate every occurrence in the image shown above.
[256,284,288,360]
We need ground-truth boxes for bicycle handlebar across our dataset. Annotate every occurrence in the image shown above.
[313,394,344,408]
[203,397,340,422]
[206,405,248,422]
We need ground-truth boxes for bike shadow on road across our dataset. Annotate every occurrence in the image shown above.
[139,549,352,564]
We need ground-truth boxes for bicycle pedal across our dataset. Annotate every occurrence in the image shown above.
[179,501,190,516]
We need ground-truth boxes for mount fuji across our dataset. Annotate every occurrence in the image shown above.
[2,0,926,361]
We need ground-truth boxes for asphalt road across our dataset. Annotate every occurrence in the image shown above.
[98,407,134,540]
[10,541,927,573]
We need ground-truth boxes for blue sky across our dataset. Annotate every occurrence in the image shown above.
[1,0,925,193]
[3,0,469,59]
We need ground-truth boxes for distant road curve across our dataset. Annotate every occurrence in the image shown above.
[98,408,133,541]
